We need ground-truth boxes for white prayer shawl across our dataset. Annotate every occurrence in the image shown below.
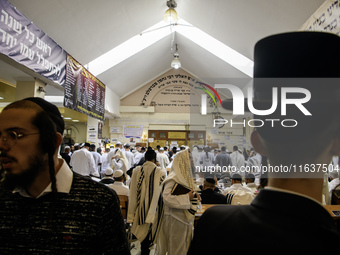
[127,161,165,242]
[158,149,198,252]
[112,149,129,176]
[191,146,200,167]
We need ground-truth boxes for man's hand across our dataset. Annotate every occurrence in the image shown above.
[188,190,195,200]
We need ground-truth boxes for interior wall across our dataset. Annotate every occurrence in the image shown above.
[115,69,252,150]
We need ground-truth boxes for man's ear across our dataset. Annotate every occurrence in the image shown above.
[329,136,340,156]
[250,130,267,156]
[56,132,63,147]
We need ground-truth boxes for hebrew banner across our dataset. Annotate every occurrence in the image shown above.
[0,0,66,85]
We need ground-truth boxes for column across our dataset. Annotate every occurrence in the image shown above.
[15,79,46,100]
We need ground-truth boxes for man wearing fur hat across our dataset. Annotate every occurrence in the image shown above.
[189,32,340,254]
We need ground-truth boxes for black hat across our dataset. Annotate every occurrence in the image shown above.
[222,31,340,142]
[84,142,91,147]
[24,97,64,134]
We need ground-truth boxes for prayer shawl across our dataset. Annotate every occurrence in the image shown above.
[127,161,165,242]
[112,149,129,176]
[163,149,198,220]
[157,149,198,251]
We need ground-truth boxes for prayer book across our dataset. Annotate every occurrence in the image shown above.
[171,182,191,195]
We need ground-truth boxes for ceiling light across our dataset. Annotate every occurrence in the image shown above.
[0,97,4,100]
[64,117,72,120]
[72,120,80,122]
[171,44,181,69]
[163,0,178,24]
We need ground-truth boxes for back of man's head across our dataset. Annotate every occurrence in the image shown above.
[204,178,216,190]
[145,149,156,162]
[245,174,255,183]
[233,146,238,152]
[252,32,340,171]
[232,174,242,183]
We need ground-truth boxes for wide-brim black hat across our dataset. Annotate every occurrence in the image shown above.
[222,31,340,142]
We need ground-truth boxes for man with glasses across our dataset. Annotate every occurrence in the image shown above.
[0,97,129,254]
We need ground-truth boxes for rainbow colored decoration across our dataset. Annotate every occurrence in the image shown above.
[196,82,222,106]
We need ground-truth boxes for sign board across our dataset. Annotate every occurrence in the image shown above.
[64,54,105,120]
[110,127,120,133]
[123,125,143,138]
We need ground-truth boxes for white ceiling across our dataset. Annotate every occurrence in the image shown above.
[4,0,325,99]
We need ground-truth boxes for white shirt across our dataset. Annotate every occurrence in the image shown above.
[230,151,245,171]
[101,153,110,174]
[13,159,73,198]
[70,148,97,176]
[134,152,144,165]
[157,152,170,170]
[108,182,129,196]
[91,151,102,173]
[124,150,135,169]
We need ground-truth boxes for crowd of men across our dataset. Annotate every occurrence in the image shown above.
[1,31,340,254]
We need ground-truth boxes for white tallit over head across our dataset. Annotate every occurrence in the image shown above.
[165,148,196,190]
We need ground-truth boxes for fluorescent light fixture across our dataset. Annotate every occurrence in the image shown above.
[175,20,253,77]
[72,120,80,122]
[0,96,4,99]
[64,117,72,120]
[44,96,64,103]
[87,21,173,76]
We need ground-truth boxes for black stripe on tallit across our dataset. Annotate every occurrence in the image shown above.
[226,193,235,204]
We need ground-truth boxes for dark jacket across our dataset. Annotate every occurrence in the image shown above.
[200,189,227,204]
[189,189,340,254]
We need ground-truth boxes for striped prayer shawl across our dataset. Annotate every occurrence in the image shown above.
[226,193,235,204]
[137,167,156,225]
[150,184,165,247]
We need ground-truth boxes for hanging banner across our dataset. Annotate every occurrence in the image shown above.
[0,0,66,85]
[64,54,105,121]
[299,0,340,35]
[123,125,143,138]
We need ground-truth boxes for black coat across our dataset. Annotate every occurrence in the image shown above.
[200,189,227,204]
[188,189,340,254]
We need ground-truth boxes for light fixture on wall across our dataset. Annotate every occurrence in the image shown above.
[171,44,181,69]
[163,0,178,24]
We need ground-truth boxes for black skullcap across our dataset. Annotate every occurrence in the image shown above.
[231,174,242,181]
[205,177,215,184]
[24,97,64,134]
[84,142,91,147]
